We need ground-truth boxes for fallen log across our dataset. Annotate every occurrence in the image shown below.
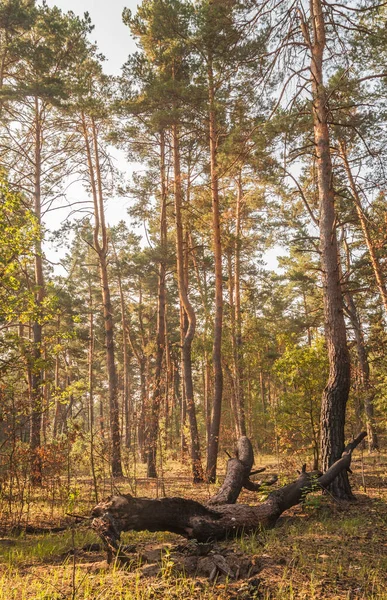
[91,432,366,559]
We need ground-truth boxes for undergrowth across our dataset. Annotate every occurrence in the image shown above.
[0,453,386,599]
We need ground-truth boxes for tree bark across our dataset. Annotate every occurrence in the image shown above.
[88,275,99,503]
[173,123,204,482]
[341,235,378,451]
[234,172,246,436]
[146,130,167,478]
[305,0,352,499]
[91,433,366,556]
[339,139,387,316]
[207,57,224,483]
[82,112,123,477]
[30,96,44,485]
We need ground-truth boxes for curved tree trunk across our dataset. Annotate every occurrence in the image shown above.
[172,123,203,483]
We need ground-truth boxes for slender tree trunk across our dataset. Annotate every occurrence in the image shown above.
[53,315,62,438]
[82,112,123,477]
[227,250,241,438]
[30,97,44,485]
[339,140,387,315]
[180,305,188,460]
[207,58,224,483]
[234,173,247,436]
[306,0,352,498]
[126,284,147,462]
[146,131,167,478]
[341,236,378,451]
[172,123,203,482]
[112,239,132,449]
[88,278,99,503]
[99,250,122,477]
[190,240,212,448]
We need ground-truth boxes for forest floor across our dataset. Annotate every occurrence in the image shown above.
[0,452,386,599]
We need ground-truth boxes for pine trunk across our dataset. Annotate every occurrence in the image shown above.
[172,123,203,482]
[83,113,123,477]
[146,131,167,478]
[339,140,387,316]
[308,0,352,499]
[30,98,44,485]
[207,59,224,483]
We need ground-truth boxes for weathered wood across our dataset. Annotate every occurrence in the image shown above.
[91,433,366,555]
[208,437,276,505]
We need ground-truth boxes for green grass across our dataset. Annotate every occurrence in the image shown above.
[0,457,386,599]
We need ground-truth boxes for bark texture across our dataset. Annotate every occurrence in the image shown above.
[82,112,123,477]
[306,0,352,498]
[146,130,167,478]
[30,96,44,485]
[206,57,224,483]
[173,123,203,483]
[208,437,275,505]
[91,433,366,558]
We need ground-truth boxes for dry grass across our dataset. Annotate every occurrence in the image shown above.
[0,453,386,599]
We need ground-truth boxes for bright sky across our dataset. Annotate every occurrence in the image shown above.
[45,0,139,75]
[41,0,282,272]
[43,0,141,268]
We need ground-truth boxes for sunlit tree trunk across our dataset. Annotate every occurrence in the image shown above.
[339,139,387,316]
[190,238,212,447]
[306,0,352,498]
[112,239,132,449]
[207,57,224,483]
[146,130,167,478]
[88,276,99,503]
[233,173,246,436]
[30,97,44,485]
[172,123,203,482]
[82,112,123,477]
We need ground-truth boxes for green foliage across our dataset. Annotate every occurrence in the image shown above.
[0,174,38,323]
[273,338,329,460]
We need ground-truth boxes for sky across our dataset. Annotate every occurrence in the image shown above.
[45,0,139,76]
[43,0,141,268]
[42,0,282,272]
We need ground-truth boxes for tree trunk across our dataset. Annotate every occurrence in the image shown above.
[146,130,167,478]
[172,123,204,482]
[30,97,44,485]
[112,238,132,449]
[341,235,378,451]
[207,58,224,483]
[339,139,387,316]
[82,112,123,477]
[126,284,147,462]
[234,172,246,436]
[306,0,352,499]
[208,437,275,505]
[91,433,366,557]
[88,276,99,503]
[190,240,212,448]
